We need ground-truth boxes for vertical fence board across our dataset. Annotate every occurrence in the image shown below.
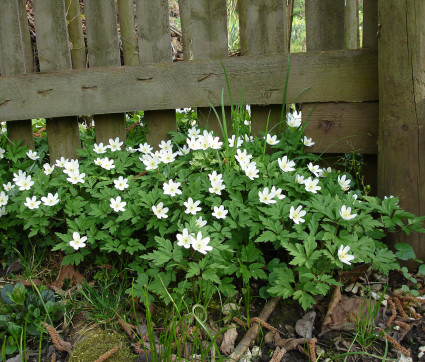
[135,0,176,147]
[344,0,359,49]
[117,0,139,66]
[65,0,86,69]
[33,0,80,161]
[239,0,286,137]
[363,0,378,49]
[84,0,126,145]
[179,0,229,135]
[378,0,425,260]
[362,0,379,194]
[0,0,34,150]
[305,0,345,51]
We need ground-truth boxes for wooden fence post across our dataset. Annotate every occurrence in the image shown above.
[0,0,35,150]
[84,0,126,146]
[33,0,81,161]
[238,0,286,137]
[179,0,230,136]
[378,0,425,259]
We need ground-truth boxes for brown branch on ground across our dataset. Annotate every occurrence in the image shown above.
[393,297,409,318]
[50,352,56,362]
[34,127,46,137]
[232,316,248,328]
[394,321,411,330]
[378,328,411,357]
[94,345,120,362]
[117,317,136,339]
[133,171,148,179]
[41,322,72,354]
[270,347,286,362]
[408,306,422,320]
[228,297,280,361]
[309,338,317,362]
[297,345,309,358]
[387,299,397,327]
[274,337,309,351]
[126,121,140,132]
[392,292,425,305]
[250,317,279,332]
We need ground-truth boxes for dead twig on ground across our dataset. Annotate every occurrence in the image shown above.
[378,328,411,357]
[228,297,280,361]
[41,322,72,354]
[94,345,120,362]
[270,347,286,362]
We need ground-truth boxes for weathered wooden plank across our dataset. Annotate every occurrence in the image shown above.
[179,0,229,135]
[239,0,285,56]
[179,0,228,60]
[0,0,34,149]
[85,0,126,145]
[344,0,359,49]
[239,0,286,137]
[363,0,378,49]
[0,49,379,121]
[378,0,425,259]
[65,0,86,69]
[33,0,72,72]
[7,120,34,149]
[33,0,80,161]
[136,0,172,63]
[135,0,175,147]
[302,102,378,154]
[305,0,345,51]
[0,0,26,75]
[117,0,139,66]
[84,0,121,68]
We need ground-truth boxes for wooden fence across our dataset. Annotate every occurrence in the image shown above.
[0,2,423,255]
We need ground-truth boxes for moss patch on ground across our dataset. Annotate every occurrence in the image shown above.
[68,328,136,362]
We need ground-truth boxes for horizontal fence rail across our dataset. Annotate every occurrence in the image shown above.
[0,49,378,119]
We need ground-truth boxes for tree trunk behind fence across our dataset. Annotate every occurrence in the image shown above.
[65,0,86,70]
[0,0,35,150]
[378,0,425,260]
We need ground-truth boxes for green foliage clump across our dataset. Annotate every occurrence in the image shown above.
[0,283,63,359]
[0,106,424,313]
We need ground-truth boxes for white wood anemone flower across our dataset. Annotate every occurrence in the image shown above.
[338,245,355,265]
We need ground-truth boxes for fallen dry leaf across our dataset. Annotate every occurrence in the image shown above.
[50,264,84,290]
[220,323,238,356]
[322,295,377,332]
[295,310,316,339]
